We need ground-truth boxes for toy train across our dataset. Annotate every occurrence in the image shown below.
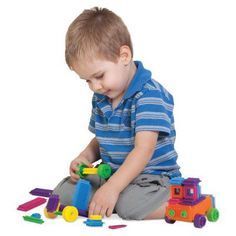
[165,177,219,228]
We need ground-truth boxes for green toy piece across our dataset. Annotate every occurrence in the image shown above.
[76,163,112,179]
[97,164,112,179]
[23,215,44,224]
[207,208,219,222]
[76,164,88,178]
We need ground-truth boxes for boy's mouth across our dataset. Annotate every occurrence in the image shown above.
[104,90,111,95]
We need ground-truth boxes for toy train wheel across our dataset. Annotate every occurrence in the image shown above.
[165,216,176,224]
[207,208,219,222]
[44,208,57,219]
[62,206,79,222]
[194,214,206,228]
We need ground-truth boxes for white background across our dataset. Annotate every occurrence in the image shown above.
[0,0,235,235]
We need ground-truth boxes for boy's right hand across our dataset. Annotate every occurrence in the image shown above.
[69,154,93,183]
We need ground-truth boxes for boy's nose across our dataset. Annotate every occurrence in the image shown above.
[93,82,103,92]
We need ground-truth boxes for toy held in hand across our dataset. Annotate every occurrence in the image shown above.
[76,163,112,179]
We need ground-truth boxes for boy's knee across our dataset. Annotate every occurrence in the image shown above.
[53,176,76,206]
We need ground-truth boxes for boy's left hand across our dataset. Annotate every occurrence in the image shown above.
[89,182,120,217]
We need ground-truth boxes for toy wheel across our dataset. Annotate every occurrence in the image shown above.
[44,207,57,219]
[194,214,206,228]
[76,164,88,178]
[207,208,219,222]
[97,164,112,179]
[62,206,79,222]
[165,216,176,224]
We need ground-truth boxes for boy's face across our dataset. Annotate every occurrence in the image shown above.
[72,56,133,100]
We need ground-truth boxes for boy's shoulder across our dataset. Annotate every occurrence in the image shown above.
[135,78,174,104]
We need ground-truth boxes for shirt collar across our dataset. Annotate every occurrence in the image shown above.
[122,61,152,100]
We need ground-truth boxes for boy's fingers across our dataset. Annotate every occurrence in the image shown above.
[81,159,93,168]
[70,169,80,180]
[106,207,113,217]
[93,204,102,216]
[89,201,96,216]
[100,207,107,218]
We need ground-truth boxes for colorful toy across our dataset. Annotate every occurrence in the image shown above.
[72,179,92,211]
[23,213,44,224]
[46,194,60,212]
[76,163,112,179]
[62,206,79,222]
[17,197,47,211]
[29,188,53,197]
[165,177,219,228]
[108,224,127,229]
[44,179,91,222]
[84,214,104,227]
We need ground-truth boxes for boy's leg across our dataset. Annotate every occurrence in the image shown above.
[143,202,168,219]
[115,174,170,220]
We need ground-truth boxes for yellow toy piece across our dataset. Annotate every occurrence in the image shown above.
[44,207,57,219]
[62,206,79,222]
[83,168,98,175]
[89,214,102,220]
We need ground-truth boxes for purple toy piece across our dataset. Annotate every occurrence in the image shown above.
[194,214,206,228]
[46,194,59,212]
[30,188,53,197]
[78,209,88,217]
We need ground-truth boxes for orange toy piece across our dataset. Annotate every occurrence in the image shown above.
[165,177,219,228]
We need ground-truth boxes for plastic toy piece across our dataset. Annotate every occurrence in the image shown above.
[23,214,44,224]
[62,206,79,222]
[84,219,104,227]
[90,215,102,220]
[72,179,92,211]
[46,194,60,212]
[76,163,112,179]
[44,207,57,219]
[17,197,47,211]
[29,188,53,197]
[165,177,219,228]
[83,168,98,175]
[31,213,41,218]
[108,224,127,229]
[78,209,88,217]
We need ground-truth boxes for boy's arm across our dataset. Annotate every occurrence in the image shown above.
[107,131,158,192]
[80,137,101,163]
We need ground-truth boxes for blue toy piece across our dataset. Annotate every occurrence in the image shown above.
[84,219,104,227]
[72,179,92,211]
[31,213,41,219]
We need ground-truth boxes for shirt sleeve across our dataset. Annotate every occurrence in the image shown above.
[88,94,96,134]
[135,89,174,137]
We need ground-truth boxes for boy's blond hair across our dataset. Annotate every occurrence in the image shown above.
[65,7,133,68]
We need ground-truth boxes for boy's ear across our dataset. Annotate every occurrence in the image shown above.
[119,45,132,65]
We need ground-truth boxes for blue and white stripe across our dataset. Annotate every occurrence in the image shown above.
[88,61,181,178]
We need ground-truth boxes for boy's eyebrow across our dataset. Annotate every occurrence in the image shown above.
[90,71,103,77]
[80,71,103,80]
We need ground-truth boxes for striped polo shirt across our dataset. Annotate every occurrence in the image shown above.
[88,61,181,178]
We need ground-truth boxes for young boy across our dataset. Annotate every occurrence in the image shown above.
[53,7,181,220]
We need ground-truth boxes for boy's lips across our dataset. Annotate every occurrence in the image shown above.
[104,90,111,95]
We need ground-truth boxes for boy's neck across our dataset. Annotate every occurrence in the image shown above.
[111,60,137,104]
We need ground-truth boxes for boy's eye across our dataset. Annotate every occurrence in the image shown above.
[95,74,104,79]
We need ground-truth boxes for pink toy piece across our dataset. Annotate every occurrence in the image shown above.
[17,197,47,211]
[108,224,127,229]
